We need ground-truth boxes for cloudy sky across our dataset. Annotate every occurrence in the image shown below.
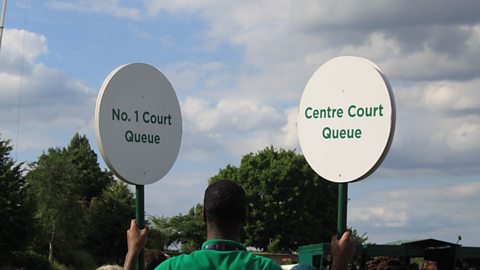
[1,0,479,246]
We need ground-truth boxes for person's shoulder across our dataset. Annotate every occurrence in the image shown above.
[154,253,192,270]
[248,253,282,270]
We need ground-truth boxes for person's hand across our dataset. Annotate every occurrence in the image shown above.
[330,229,355,270]
[124,219,148,270]
[127,219,149,255]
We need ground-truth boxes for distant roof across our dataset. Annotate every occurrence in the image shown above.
[384,238,460,249]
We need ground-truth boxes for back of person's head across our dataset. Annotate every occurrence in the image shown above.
[204,179,247,231]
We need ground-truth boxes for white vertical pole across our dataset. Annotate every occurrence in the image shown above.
[0,0,7,50]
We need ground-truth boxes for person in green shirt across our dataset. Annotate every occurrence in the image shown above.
[123,179,354,270]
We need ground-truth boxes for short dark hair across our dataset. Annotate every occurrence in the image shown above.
[204,180,247,230]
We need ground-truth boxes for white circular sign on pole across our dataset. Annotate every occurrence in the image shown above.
[95,63,182,185]
[297,56,395,183]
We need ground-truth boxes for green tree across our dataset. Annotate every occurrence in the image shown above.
[148,216,175,251]
[150,204,206,253]
[0,136,36,264]
[27,134,114,265]
[28,147,85,262]
[210,146,338,252]
[177,204,206,253]
[84,180,135,265]
[67,133,113,203]
[351,229,371,245]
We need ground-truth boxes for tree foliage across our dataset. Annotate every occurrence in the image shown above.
[0,133,136,268]
[27,133,116,265]
[149,204,206,253]
[67,133,113,202]
[351,229,371,245]
[84,180,135,265]
[28,147,84,260]
[0,136,35,264]
[210,146,338,252]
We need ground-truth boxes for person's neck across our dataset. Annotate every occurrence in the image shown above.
[206,224,241,242]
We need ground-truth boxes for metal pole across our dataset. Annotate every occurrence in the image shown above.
[337,183,348,237]
[135,185,145,270]
[0,0,7,50]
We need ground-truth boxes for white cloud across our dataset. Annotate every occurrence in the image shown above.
[350,182,480,244]
[0,29,97,159]
[281,106,300,149]
[423,80,480,113]
[52,0,480,82]
[181,96,292,158]
[141,0,480,80]
[0,29,47,76]
[384,80,480,173]
[161,61,232,98]
[351,206,408,228]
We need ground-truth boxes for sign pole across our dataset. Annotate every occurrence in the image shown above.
[337,183,348,237]
[136,185,145,270]
[0,0,7,50]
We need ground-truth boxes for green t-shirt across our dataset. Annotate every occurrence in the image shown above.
[155,239,282,270]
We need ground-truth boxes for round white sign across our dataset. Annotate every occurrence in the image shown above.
[95,63,182,185]
[297,56,395,183]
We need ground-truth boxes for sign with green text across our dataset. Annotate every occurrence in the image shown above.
[297,56,395,183]
[95,63,182,185]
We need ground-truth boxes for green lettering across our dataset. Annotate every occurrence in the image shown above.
[322,127,362,140]
[112,108,121,121]
[337,108,344,118]
[305,107,313,119]
[319,108,326,118]
[143,111,150,123]
[306,107,345,119]
[113,108,129,121]
[124,130,161,144]
[355,129,362,138]
[348,105,356,117]
[322,127,331,139]
[357,107,365,117]
[125,130,133,142]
